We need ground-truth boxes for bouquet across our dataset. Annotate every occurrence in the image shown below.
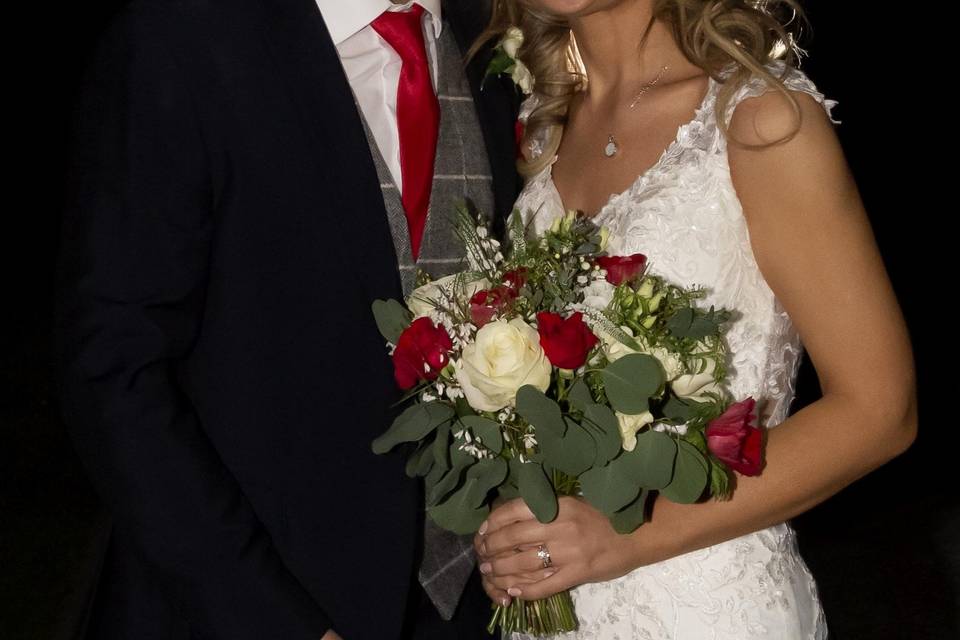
[371,205,764,636]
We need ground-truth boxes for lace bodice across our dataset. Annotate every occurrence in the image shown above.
[516,61,838,432]
[510,62,834,640]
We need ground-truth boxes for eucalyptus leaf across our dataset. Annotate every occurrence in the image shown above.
[432,422,451,471]
[427,462,468,507]
[567,380,595,412]
[464,457,509,508]
[405,442,434,479]
[516,385,567,438]
[428,480,491,535]
[663,395,696,423]
[371,298,412,344]
[579,460,642,515]
[610,489,650,534]
[539,418,596,476]
[659,440,708,504]
[582,404,623,467]
[600,354,664,416]
[460,416,504,455]
[518,461,559,523]
[621,430,677,490]
[372,402,455,454]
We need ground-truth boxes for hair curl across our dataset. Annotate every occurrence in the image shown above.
[472,0,809,177]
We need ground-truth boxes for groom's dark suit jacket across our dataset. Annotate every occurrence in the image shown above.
[55,1,519,638]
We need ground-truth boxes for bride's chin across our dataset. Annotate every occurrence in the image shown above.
[525,0,627,20]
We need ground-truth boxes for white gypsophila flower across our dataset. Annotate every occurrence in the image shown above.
[408,274,489,319]
[653,422,689,436]
[455,318,551,412]
[523,433,538,449]
[580,279,615,311]
[421,392,437,403]
[616,411,655,451]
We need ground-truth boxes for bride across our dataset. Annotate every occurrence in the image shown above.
[472,0,917,638]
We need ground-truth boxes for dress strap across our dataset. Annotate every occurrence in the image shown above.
[720,60,840,128]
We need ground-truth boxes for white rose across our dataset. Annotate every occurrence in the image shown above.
[407,274,489,319]
[502,26,525,59]
[455,318,552,412]
[671,371,721,403]
[616,410,655,451]
[580,279,615,311]
[510,60,535,95]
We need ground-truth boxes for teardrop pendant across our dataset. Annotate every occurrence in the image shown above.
[604,134,619,158]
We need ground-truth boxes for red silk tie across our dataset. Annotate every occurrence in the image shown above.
[372,4,440,261]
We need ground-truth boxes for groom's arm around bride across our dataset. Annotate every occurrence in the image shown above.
[54,1,517,638]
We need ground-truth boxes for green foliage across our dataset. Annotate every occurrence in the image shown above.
[621,430,677,490]
[515,385,567,438]
[601,354,664,415]
[372,403,454,454]
[659,440,709,504]
[518,461,559,523]
[610,489,650,534]
[371,298,412,344]
[460,416,504,454]
[581,404,622,467]
[579,459,643,515]
[538,418,596,476]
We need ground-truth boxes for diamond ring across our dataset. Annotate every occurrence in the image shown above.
[537,544,552,569]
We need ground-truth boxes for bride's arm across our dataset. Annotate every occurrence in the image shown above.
[475,90,917,604]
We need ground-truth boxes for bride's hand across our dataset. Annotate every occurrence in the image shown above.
[474,497,643,603]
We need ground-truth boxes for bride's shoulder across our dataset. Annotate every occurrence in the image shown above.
[721,61,840,146]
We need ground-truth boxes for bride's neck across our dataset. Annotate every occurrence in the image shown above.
[571,5,688,104]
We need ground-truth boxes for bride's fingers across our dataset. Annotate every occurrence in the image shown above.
[485,567,556,592]
[481,575,512,607]
[480,548,548,578]
[480,519,547,558]
[484,498,537,535]
[503,569,575,602]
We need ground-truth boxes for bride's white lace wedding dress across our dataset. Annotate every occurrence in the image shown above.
[511,62,835,639]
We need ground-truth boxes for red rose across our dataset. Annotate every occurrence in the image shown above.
[536,311,599,370]
[596,254,648,286]
[514,120,526,159]
[502,267,528,293]
[392,317,453,390]
[706,398,763,476]
[469,285,517,328]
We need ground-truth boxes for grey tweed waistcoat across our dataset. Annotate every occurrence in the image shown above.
[358,20,494,620]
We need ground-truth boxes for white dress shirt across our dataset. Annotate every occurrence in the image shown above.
[315,0,443,193]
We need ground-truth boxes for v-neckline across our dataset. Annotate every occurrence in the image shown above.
[546,74,717,221]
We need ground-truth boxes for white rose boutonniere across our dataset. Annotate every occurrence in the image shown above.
[484,26,535,95]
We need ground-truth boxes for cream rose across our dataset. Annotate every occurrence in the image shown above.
[671,358,721,402]
[617,410,655,451]
[455,318,551,412]
[407,274,489,319]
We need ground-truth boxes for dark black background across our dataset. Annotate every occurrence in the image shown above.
[1,2,955,639]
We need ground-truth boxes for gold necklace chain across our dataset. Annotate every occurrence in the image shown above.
[605,64,670,158]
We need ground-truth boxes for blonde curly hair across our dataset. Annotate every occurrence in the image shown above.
[472,0,809,177]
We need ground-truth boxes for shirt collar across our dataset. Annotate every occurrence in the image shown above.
[316,0,443,46]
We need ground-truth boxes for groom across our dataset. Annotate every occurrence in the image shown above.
[55,0,518,638]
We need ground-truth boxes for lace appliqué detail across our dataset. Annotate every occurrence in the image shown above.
[509,62,832,639]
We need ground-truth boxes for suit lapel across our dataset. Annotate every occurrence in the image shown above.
[444,0,522,237]
[258,0,403,301]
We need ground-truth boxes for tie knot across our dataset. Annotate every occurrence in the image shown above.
[371,4,429,64]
